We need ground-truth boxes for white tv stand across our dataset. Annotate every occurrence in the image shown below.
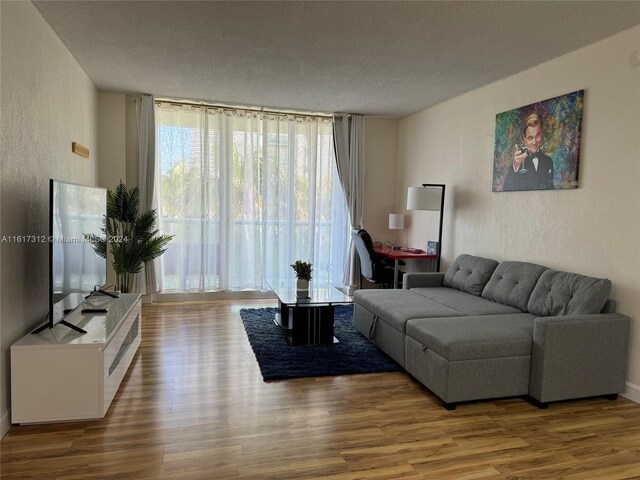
[10,293,142,424]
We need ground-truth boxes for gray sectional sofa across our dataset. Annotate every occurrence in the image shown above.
[354,254,631,410]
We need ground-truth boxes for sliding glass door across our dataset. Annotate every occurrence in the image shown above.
[156,103,348,292]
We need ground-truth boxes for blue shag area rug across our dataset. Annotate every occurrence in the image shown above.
[240,306,402,381]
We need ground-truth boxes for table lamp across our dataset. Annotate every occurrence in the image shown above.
[388,213,404,248]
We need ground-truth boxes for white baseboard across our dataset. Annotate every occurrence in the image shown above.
[1,409,10,438]
[621,381,640,404]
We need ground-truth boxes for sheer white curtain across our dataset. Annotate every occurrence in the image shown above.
[155,103,348,292]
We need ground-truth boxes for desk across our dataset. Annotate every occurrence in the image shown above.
[375,246,437,288]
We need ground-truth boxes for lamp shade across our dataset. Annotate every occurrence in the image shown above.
[407,186,443,211]
[388,213,405,230]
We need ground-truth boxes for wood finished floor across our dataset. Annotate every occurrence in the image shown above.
[2,299,640,479]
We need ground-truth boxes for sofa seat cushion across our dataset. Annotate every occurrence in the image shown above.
[527,270,612,316]
[410,287,523,315]
[353,290,461,333]
[481,261,548,311]
[406,314,535,361]
[443,254,499,296]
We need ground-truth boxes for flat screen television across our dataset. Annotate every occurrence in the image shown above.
[33,179,107,334]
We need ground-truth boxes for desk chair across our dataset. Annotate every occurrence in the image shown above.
[352,229,397,288]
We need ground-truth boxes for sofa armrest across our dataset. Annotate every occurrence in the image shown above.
[529,313,630,403]
[403,272,445,290]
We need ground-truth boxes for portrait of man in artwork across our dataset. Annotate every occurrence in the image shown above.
[503,113,554,191]
[492,90,583,193]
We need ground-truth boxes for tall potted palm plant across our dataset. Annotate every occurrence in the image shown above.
[86,181,173,293]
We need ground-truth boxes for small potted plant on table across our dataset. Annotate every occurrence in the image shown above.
[291,260,313,298]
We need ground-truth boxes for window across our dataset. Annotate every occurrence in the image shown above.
[155,103,348,292]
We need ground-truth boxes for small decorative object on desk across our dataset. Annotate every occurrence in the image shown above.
[426,241,439,256]
[291,260,313,298]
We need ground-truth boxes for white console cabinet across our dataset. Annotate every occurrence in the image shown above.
[11,293,142,424]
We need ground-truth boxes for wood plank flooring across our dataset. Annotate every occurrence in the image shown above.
[2,299,640,479]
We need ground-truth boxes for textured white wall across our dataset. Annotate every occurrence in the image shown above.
[363,117,398,244]
[125,96,140,188]
[397,26,640,390]
[94,93,140,188]
[97,92,127,287]
[0,2,98,434]
[97,92,127,190]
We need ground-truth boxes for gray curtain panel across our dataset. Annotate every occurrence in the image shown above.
[333,114,365,289]
[137,94,160,294]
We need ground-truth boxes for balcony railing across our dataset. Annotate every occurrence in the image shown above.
[159,216,346,292]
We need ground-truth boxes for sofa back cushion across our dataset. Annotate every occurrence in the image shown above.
[443,254,499,296]
[527,270,612,316]
[482,261,547,311]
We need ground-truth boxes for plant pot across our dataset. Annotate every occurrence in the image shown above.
[117,273,134,294]
[296,278,309,298]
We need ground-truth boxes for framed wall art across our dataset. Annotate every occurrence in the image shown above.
[492,90,584,192]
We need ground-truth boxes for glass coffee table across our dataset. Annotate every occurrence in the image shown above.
[266,279,353,346]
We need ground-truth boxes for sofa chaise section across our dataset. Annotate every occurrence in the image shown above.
[405,314,535,408]
[402,259,547,408]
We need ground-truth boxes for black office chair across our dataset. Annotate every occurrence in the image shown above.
[351,228,397,288]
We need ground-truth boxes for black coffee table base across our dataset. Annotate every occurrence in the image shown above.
[277,302,338,346]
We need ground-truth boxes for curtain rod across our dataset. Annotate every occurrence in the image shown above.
[150,98,334,120]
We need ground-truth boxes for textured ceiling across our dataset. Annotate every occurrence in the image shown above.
[33,1,640,117]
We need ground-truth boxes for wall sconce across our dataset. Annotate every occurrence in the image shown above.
[407,184,446,271]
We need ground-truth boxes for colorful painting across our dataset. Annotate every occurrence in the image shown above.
[492,90,584,192]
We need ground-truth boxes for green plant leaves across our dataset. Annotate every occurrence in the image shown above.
[290,260,313,280]
[87,180,173,287]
